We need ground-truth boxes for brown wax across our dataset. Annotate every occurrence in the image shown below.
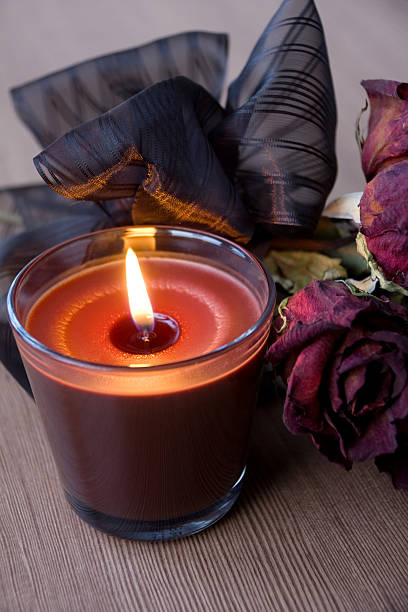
[24,255,264,521]
[27,257,259,365]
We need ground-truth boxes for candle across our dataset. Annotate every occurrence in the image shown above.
[8,226,275,540]
[26,254,260,367]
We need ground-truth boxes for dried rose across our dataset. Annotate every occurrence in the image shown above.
[358,79,408,292]
[361,79,408,180]
[267,280,408,486]
[359,160,408,290]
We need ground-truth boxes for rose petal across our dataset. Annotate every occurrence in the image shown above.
[328,326,372,416]
[311,431,352,470]
[359,162,408,288]
[370,330,408,355]
[365,208,408,288]
[346,411,397,462]
[268,281,374,366]
[360,161,408,229]
[361,80,408,180]
[356,363,393,414]
[389,386,408,421]
[343,365,367,407]
[324,403,360,455]
[372,349,407,400]
[336,338,383,375]
[283,333,339,434]
[375,429,408,490]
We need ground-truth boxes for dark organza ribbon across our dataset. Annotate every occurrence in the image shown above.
[12,31,228,147]
[0,0,337,389]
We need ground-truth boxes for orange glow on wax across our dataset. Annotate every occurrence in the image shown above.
[125,248,154,338]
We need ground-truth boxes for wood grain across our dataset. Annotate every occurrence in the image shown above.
[2,362,408,611]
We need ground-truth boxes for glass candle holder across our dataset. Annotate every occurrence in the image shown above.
[8,226,275,541]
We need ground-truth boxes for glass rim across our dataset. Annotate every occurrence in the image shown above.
[7,225,276,373]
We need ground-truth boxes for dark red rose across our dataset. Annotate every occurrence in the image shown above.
[359,79,408,291]
[361,79,408,180]
[359,160,408,289]
[267,281,408,486]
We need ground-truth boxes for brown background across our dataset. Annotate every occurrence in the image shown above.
[2,1,408,610]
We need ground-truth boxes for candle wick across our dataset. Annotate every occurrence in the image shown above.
[139,327,151,343]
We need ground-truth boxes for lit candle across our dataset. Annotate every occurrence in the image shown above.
[125,246,155,340]
[8,226,275,540]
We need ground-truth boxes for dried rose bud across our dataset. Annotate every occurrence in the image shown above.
[361,79,408,181]
[359,160,408,289]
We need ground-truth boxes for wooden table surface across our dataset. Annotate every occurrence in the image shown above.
[3,363,408,611]
[1,1,408,610]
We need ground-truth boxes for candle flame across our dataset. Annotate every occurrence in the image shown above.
[126,248,154,337]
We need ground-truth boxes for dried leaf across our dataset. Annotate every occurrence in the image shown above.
[356,232,408,296]
[341,276,378,295]
[264,250,347,294]
[325,243,369,278]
